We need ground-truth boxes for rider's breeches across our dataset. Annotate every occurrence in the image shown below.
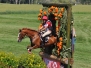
[42,30,51,37]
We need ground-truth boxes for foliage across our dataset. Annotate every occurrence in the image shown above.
[38,6,65,20]
[0,51,18,68]
[0,51,46,68]
[18,53,46,68]
[38,5,70,58]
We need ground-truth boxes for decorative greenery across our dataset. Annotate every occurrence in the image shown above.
[37,5,72,59]
[38,5,70,59]
[0,51,46,68]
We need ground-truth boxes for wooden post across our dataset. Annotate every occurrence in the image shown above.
[66,4,72,68]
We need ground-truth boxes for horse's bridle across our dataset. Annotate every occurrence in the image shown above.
[17,32,26,42]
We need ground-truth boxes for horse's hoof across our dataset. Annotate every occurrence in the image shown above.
[28,48,31,51]
[28,50,32,54]
[27,45,31,49]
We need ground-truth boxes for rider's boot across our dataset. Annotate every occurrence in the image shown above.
[41,37,45,46]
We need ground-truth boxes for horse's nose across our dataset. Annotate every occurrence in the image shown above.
[17,39,19,42]
[17,38,20,42]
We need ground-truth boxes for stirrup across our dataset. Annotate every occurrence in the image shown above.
[40,36,43,41]
[41,42,45,46]
[41,40,45,46]
[45,37,49,42]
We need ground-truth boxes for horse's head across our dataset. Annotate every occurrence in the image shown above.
[17,29,26,42]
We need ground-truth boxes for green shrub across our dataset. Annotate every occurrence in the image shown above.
[0,51,19,68]
[0,51,46,68]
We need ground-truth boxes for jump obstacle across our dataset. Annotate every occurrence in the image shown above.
[38,3,74,68]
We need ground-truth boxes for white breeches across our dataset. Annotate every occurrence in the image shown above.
[42,30,51,37]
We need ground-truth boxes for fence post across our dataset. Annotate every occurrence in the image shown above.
[66,4,72,68]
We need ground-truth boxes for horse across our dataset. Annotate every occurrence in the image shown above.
[17,28,57,54]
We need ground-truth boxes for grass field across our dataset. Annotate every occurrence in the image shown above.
[72,5,91,68]
[73,13,91,68]
[0,3,91,68]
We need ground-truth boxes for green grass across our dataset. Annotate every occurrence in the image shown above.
[0,4,91,68]
[0,3,42,12]
[72,5,91,12]
[72,5,91,68]
[73,13,91,68]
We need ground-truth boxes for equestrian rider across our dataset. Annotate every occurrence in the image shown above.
[39,15,52,43]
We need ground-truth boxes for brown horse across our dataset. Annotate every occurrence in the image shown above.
[17,28,57,53]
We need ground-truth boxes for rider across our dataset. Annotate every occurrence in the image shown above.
[39,15,52,44]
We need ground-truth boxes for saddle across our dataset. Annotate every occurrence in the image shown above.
[41,36,49,43]
[39,30,52,45]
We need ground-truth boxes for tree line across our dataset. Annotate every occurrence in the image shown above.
[0,0,91,5]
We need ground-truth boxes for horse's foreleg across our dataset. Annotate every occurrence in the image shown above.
[31,45,39,49]
[27,45,39,51]
[27,45,32,53]
[27,45,31,49]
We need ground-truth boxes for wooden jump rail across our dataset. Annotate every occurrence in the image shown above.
[42,3,71,8]
[40,52,68,64]
[39,52,74,65]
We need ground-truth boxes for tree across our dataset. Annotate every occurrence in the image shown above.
[29,0,30,4]
[15,0,18,4]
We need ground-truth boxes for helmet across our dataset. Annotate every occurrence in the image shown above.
[42,16,48,20]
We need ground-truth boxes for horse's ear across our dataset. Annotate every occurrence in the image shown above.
[19,29,21,32]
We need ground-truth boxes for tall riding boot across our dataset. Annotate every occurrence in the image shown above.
[41,37,45,46]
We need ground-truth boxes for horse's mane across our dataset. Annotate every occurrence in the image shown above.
[22,28,38,33]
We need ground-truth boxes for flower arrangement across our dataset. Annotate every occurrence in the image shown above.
[57,37,63,55]
[37,6,69,58]
[38,6,65,20]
